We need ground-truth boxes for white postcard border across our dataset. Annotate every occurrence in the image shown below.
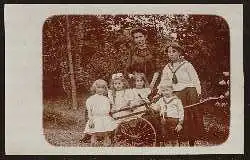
[5,4,243,155]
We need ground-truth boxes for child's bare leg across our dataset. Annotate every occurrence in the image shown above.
[103,132,111,147]
[90,134,97,147]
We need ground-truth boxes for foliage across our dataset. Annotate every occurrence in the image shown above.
[43,15,229,98]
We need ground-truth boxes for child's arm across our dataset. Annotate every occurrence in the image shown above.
[86,99,94,128]
[107,90,114,106]
[86,99,92,119]
[158,65,172,88]
[186,62,201,95]
[150,98,161,111]
[177,99,184,124]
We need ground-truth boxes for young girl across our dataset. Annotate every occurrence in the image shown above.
[108,73,132,123]
[129,73,151,115]
[84,79,117,146]
[129,72,163,146]
[159,42,204,146]
[152,83,184,146]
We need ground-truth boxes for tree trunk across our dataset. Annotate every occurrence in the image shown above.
[66,15,78,110]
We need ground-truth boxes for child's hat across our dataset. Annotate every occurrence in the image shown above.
[112,73,124,80]
[164,42,184,53]
[157,82,173,90]
[94,79,108,87]
[134,72,146,78]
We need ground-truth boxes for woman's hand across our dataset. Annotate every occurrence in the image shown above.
[149,83,155,90]
[175,124,183,132]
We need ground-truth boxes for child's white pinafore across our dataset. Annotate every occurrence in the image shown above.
[84,94,117,134]
[108,90,132,124]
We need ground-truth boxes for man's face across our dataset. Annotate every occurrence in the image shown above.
[133,32,147,47]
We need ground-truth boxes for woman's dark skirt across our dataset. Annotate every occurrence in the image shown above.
[174,87,205,141]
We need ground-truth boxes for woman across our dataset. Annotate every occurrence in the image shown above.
[125,27,162,146]
[125,27,161,90]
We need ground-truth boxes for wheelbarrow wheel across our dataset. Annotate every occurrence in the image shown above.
[113,117,157,147]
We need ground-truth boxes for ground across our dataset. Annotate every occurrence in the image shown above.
[43,94,230,147]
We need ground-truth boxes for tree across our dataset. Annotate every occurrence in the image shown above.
[43,14,229,101]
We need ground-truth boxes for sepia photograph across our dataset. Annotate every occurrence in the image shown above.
[43,14,230,147]
[5,4,243,154]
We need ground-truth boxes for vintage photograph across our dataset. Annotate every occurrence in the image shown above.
[42,14,230,147]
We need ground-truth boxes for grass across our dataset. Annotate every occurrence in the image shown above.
[43,94,89,146]
[43,94,230,147]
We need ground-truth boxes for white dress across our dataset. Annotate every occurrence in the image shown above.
[84,94,117,134]
[108,89,133,123]
[130,88,151,116]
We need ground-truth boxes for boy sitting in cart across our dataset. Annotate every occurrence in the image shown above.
[151,83,184,146]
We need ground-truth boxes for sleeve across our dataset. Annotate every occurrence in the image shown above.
[149,46,161,72]
[125,50,133,75]
[86,98,93,119]
[158,65,172,87]
[107,90,114,105]
[154,52,162,73]
[186,62,201,95]
[147,48,160,86]
[142,88,151,103]
[176,99,184,122]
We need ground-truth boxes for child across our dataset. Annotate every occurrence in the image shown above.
[129,73,151,115]
[108,73,132,123]
[128,72,163,146]
[159,42,204,146]
[152,83,184,146]
[84,79,117,147]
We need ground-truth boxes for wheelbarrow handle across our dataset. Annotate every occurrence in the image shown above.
[184,96,224,109]
[110,95,162,114]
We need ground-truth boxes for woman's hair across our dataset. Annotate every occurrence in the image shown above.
[132,73,150,88]
[90,79,108,94]
[130,27,147,37]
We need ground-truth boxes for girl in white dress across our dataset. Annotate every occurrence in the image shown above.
[130,73,151,116]
[84,79,117,146]
[108,73,132,124]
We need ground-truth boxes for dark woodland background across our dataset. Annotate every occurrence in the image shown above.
[42,15,230,146]
[43,15,229,99]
